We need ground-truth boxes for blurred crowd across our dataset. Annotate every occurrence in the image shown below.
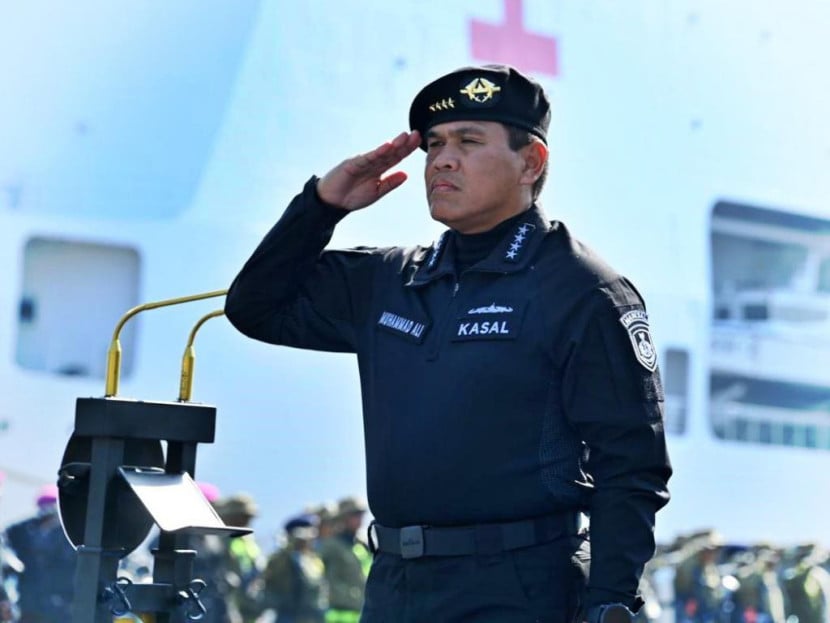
[0,484,372,623]
[638,529,830,623]
[1,488,828,623]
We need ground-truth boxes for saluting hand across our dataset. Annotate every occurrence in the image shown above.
[317,131,421,211]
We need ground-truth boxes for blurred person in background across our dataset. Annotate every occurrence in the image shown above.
[780,543,830,623]
[189,481,234,623]
[734,545,786,623]
[215,492,266,623]
[3,484,76,622]
[674,532,724,623]
[318,497,371,623]
[260,514,327,623]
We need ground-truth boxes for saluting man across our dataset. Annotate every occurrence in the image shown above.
[225,64,672,623]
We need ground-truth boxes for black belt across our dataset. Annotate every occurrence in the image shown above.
[370,514,578,559]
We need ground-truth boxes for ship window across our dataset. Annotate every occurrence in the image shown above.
[711,232,808,296]
[15,238,141,379]
[710,373,830,450]
[819,257,830,293]
[662,348,689,435]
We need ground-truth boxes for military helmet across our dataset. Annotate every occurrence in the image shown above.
[307,500,339,524]
[336,495,368,518]
[214,492,258,519]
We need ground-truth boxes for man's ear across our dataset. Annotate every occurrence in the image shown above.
[520,140,549,186]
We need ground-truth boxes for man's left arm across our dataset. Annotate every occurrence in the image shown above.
[562,285,672,615]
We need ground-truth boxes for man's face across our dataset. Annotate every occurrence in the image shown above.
[345,511,364,532]
[423,120,532,234]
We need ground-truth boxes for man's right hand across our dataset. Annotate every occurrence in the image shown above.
[316,131,421,211]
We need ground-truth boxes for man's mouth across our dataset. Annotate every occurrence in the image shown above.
[430,179,459,193]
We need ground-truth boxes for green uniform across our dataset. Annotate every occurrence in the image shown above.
[318,535,372,622]
[225,534,266,622]
[782,562,830,623]
[736,560,786,623]
[262,543,327,623]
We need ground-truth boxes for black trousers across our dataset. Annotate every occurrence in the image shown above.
[360,534,590,623]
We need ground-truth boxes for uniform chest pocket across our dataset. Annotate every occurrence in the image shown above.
[451,301,525,342]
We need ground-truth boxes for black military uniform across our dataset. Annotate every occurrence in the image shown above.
[226,64,671,623]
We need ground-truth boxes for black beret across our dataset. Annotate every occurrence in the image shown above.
[409,64,550,151]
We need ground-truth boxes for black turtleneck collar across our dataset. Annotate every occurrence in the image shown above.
[453,208,533,275]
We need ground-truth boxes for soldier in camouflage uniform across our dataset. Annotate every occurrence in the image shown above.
[214,493,266,623]
[318,497,372,623]
[780,544,830,623]
[734,546,785,623]
[674,533,724,623]
[261,515,327,623]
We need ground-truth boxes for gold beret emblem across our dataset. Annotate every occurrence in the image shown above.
[459,77,502,103]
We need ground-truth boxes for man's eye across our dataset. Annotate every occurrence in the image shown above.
[461,138,480,144]
[427,141,443,149]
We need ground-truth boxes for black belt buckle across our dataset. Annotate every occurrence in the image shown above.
[399,525,425,559]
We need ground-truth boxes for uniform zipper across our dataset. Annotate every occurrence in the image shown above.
[426,279,460,361]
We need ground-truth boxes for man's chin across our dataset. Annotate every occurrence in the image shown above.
[428,203,458,227]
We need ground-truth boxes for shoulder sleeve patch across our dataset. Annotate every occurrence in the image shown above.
[619,309,657,372]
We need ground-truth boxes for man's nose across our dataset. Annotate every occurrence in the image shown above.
[431,147,459,170]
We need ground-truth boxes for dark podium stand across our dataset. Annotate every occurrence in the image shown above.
[59,397,250,623]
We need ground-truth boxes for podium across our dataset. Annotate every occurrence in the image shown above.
[59,396,250,623]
